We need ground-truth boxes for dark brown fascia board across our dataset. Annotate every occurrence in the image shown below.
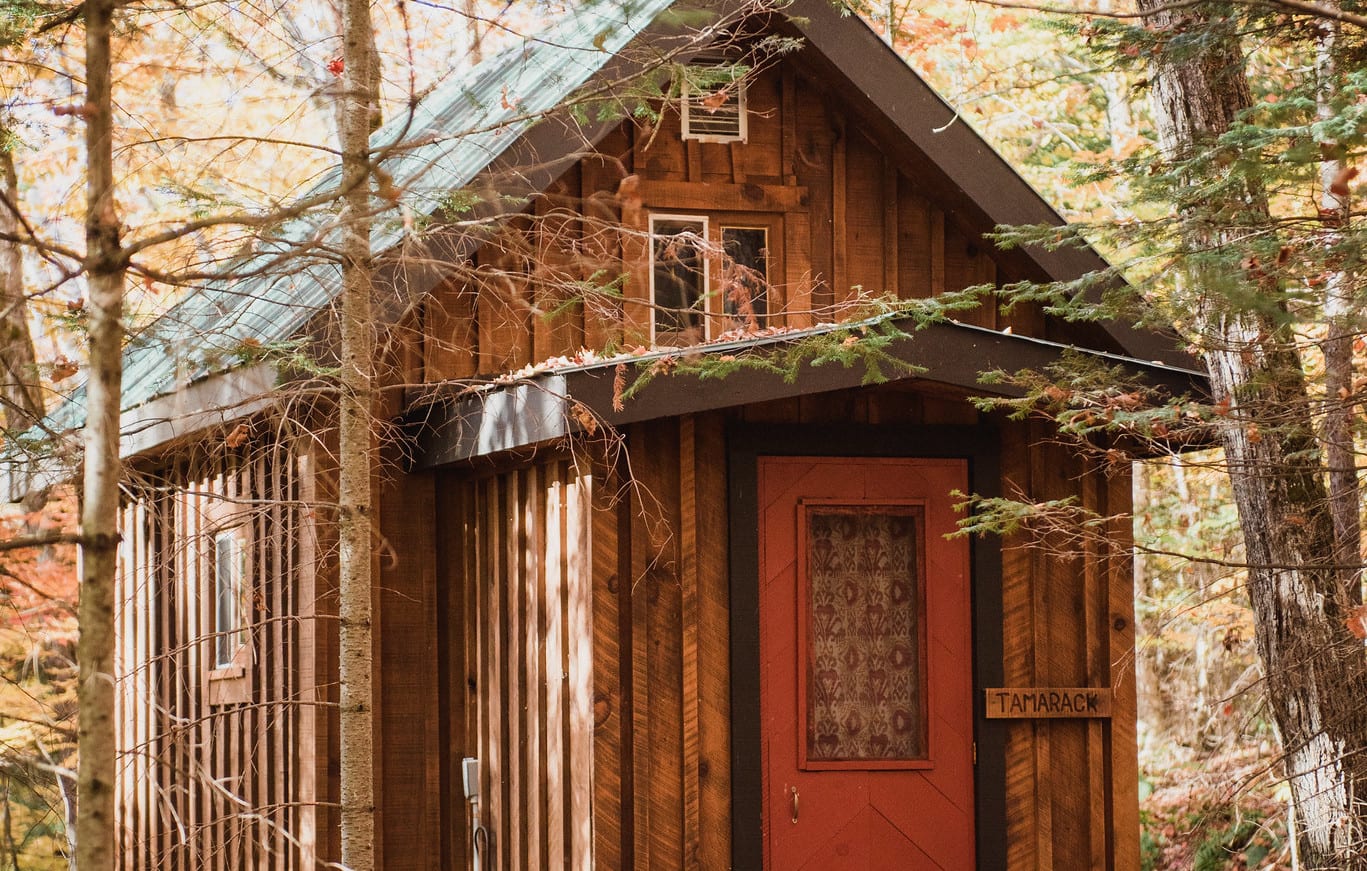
[406,319,1207,469]
[780,0,1190,370]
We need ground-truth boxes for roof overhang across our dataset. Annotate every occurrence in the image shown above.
[1,362,281,502]
[114,362,282,458]
[405,319,1207,469]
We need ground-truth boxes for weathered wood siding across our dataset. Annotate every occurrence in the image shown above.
[114,401,443,871]
[115,407,1138,870]
[438,459,597,870]
[421,54,1050,385]
[604,415,733,870]
[436,421,731,870]
[1000,418,1139,871]
[114,429,338,870]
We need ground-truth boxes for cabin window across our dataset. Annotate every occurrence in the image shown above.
[212,528,248,670]
[680,57,748,143]
[649,214,776,345]
[650,215,709,345]
[719,225,768,331]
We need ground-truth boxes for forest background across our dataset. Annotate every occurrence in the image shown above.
[0,0,1323,867]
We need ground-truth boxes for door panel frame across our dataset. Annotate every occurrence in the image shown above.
[728,424,1005,869]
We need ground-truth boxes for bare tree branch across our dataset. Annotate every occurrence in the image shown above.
[0,532,83,553]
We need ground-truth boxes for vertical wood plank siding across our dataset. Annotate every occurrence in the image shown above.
[441,459,597,870]
[1000,417,1140,869]
[439,417,735,871]
[115,431,336,870]
[436,403,1135,868]
[420,56,1046,380]
[116,410,1139,868]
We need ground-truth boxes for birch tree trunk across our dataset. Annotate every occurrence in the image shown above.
[0,144,43,435]
[77,0,123,867]
[337,0,380,867]
[1137,3,1367,865]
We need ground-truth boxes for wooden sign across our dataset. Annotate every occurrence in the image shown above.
[985,687,1113,719]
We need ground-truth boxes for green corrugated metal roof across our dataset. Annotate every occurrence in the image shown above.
[55,0,678,430]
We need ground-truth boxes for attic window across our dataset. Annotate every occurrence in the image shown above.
[681,57,748,143]
[719,226,768,330]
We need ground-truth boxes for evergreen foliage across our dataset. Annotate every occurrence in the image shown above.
[959,2,1367,863]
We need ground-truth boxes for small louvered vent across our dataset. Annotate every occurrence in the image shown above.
[681,57,748,143]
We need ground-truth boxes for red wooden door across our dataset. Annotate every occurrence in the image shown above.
[758,457,975,870]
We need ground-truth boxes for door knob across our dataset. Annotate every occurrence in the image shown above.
[790,785,799,823]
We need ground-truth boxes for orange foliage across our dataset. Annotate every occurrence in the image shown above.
[0,489,78,869]
[0,491,78,637]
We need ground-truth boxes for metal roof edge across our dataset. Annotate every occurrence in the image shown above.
[0,362,281,502]
[114,362,282,459]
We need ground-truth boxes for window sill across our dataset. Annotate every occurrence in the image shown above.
[207,664,245,681]
[206,657,251,706]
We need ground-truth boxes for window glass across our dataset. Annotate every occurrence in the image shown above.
[720,226,768,332]
[214,530,246,668]
[651,217,707,344]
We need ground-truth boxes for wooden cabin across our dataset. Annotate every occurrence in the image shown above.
[96,0,1204,868]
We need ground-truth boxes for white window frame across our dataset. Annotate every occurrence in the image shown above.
[213,527,248,669]
[649,213,711,345]
[680,61,749,143]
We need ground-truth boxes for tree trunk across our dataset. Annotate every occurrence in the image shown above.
[77,0,123,868]
[1314,6,1360,595]
[1138,3,1367,866]
[2,774,20,870]
[464,0,484,64]
[1095,0,1136,156]
[0,144,43,435]
[337,0,380,867]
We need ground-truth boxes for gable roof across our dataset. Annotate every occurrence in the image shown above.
[45,0,1193,461]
